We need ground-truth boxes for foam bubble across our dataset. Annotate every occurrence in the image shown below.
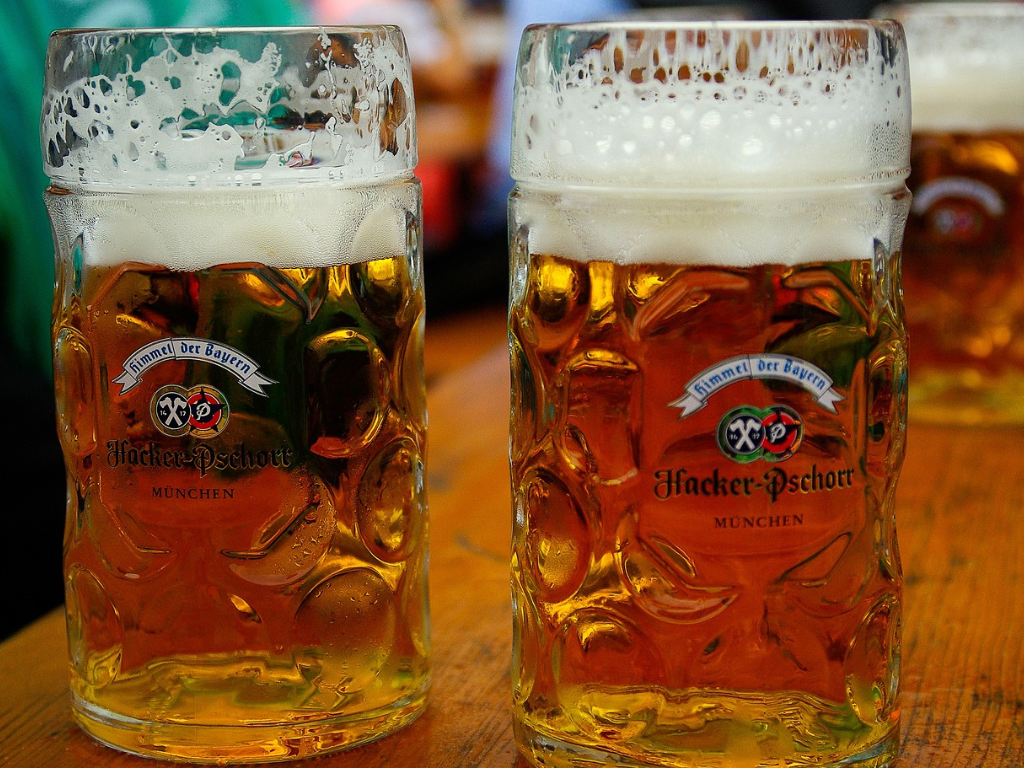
[876,3,1024,132]
[511,22,911,189]
[41,27,416,189]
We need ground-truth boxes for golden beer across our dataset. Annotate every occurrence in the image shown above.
[44,29,429,762]
[879,3,1024,424]
[508,23,910,768]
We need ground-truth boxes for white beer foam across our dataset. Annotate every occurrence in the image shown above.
[41,28,416,188]
[516,188,900,266]
[47,185,413,269]
[876,4,1024,131]
[511,23,911,190]
[510,23,910,265]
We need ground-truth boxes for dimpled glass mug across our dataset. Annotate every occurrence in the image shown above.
[43,26,430,762]
[508,21,910,768]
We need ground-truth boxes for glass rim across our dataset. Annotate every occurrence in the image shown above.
[521,18,904,35]
[47,24,407,39]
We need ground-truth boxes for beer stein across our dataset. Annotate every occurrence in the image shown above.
[876,3,1024,425]
[508,22,910,768]
[43,27,429,762]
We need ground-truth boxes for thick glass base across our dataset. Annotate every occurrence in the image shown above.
[72,684,428,764]
[514,710,899,768]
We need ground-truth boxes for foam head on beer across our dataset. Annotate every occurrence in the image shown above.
[40,27,416,270]
[875,3,1024,132]
[510,23,912,265]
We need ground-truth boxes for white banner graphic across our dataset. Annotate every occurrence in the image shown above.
[670,354,844,417]
[113,337,276,396]
[912,176,1005,217]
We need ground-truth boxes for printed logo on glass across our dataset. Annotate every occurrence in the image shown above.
[113,336,277,439]
[717,405,803,463]
[152,384,230,438]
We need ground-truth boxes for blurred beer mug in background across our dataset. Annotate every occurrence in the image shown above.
[875,2,1024,425]
[43,26,429,762]
[508,21,910,768]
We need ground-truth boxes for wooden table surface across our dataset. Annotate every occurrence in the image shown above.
[1,306,1022,768]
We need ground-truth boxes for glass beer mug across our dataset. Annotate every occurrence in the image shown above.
[876,3,1024,425]
[43,27,430,762]
[508,21,910,768]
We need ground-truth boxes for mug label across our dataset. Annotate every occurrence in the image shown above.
[669,354,844,417]
[113,337,276,395]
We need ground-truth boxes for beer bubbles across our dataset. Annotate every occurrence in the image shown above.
[511,24,910,190]
[510,24,911,269]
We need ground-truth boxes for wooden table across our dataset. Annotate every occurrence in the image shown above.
[1,306,1021,767]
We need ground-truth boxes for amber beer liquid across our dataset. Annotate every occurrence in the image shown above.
[878,3,1024,425]
[43,28,429,763]
[508,23,911,768]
